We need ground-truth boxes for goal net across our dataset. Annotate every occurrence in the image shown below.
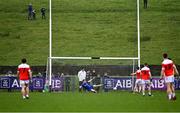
[46,57,138,91]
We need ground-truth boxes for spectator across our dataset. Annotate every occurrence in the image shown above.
[94,74,101,92]
[41,8,46,19]
[103,72,110,92]
[28,3,33,20]
[91,70,97,78]
[37,72,42,77]
[144,0,148,9]
[65,75,71,92]
[32,9,36,20]
[89,70,101,92]
[6,71,13,77]
[6,71,13,92]
[86,70,91,81]
[56,72,62,78]
[103,72,109,77]
[42,71,46,78]
[78,68,86,92]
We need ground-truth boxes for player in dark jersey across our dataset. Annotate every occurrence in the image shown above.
[80,78,103,93]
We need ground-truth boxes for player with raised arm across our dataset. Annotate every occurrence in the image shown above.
[131,67,142,93]
[141,63,152,96]
[80,77,103,93]
[160,53,179,100]
[17,58,32,99]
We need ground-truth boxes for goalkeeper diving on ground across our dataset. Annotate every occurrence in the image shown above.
[80,77,103,93]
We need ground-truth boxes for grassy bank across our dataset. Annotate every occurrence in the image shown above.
[0,0,179,65]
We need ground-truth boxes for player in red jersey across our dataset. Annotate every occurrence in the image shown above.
[131,67,142,93]
[160,53,179,100]
[141,63,152,96]
[17,58,32,99]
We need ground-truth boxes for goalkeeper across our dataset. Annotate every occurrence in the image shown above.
[80,78,103,93]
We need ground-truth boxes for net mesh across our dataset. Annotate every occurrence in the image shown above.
[46,58,138,76]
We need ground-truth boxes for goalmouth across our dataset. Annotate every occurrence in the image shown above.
[48,0,141,86]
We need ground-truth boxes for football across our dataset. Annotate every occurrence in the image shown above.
[113,87,117,90]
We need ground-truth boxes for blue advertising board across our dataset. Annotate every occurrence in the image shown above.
[51,77,64,91]
[103,77,180,90]
[0,76,64,91]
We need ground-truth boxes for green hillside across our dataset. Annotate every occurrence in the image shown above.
[0,0,179,66]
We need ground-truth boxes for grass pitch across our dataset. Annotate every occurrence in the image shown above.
[0,91,179,112]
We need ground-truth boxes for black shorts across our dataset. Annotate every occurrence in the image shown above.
[79,81,83,86]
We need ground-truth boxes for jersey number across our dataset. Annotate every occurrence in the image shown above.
[22,68,26,73]
[165,64,173,70]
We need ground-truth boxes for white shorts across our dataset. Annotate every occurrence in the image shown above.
[135,79,142,85]
[164,75,174,83]
[141,80,150,85]
[20,80,29,86]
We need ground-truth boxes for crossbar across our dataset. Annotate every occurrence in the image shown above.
[50,57,139,60]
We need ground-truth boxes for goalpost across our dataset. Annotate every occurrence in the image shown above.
[48,0,141,89]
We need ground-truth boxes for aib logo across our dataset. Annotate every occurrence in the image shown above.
[0,78,10,88]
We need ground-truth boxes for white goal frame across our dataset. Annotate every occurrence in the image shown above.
[48,0,141,86]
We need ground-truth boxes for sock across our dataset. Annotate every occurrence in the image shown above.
[148,92,151,95]
[143,92,145,95]
[26,95,29,97]
[172,93,175,98]
[168,94,172,100]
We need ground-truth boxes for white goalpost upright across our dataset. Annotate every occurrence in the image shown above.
[137,0,141,68]
[49,0,52,86]
[48,0,141,86]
